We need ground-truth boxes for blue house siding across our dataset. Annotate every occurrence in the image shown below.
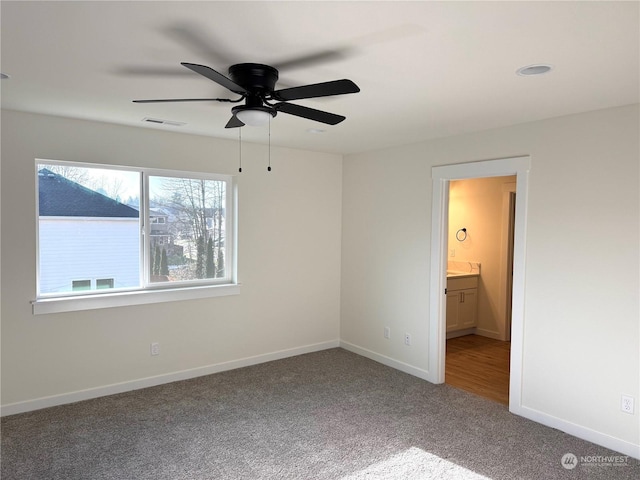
[39,218,140,294]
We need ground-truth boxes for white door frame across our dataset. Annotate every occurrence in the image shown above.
[428,156,530,412]
[500,187,517,342]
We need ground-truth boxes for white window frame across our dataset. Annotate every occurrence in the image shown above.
[32,159,239,315]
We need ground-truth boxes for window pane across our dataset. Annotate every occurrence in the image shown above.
[148,176,227,283]
[38,164,141,294]
[72,280,91,291]
[96,278,115,289]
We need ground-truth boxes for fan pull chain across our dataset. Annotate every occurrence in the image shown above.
[238,127,242,173]
[267,116,272,172]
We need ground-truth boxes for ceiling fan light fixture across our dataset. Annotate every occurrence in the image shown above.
[235,107,276,127]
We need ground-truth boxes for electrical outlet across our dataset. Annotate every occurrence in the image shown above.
[621,395,634,414]
[404,333,411,346]
[150,342,160,356]
[384,327,391,339]
[450,249,456,258]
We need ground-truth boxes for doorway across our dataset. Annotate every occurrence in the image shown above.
[428,156,530,414]
[444,176,516,405]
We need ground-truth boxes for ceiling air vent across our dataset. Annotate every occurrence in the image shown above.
[142,117,186,127]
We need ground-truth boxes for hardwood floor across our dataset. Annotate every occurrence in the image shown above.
[445,334,510,405]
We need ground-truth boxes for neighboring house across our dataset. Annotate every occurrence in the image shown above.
[148,205,223,261]
[148,207,184,263]
[38,168,140,294]
[204,207,226,246]
[149,208,170,246]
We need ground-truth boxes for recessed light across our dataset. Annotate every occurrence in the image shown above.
[516,64,553,76]
[0,73,10,80]
[306,128,326,134]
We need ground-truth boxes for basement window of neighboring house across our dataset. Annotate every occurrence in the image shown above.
[96,278,115,289]
[71,280,92,291]
[33,160,239,314]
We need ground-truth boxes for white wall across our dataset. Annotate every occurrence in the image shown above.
[1,110,343,409]
[341,105,639,455]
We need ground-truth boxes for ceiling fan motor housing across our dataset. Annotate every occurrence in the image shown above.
[228,63,279,93]
[228,63,280,120]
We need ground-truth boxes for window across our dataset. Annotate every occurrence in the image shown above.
[72,280,91,291]
[96,278,114,289]
[35,160,237,311]
[148,175,229,283]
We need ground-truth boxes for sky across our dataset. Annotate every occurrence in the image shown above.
[38,162,220,206]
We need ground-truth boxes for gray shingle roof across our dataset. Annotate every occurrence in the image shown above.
[38,169,139,218]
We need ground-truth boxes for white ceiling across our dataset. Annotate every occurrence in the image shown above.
[2,1,638,155]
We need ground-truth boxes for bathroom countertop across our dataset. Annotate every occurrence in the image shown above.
[447,261,481,279]
[446,271,479,279]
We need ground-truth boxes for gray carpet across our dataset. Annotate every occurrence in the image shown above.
[2,348,638,479]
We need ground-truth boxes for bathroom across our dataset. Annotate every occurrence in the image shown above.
[445,175,516,404]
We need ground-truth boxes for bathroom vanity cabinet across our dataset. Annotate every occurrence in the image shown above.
[446,275,478,332]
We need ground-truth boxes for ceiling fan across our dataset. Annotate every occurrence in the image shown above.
[133,62,360,128]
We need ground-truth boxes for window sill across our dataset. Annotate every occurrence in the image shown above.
[32,283,241,315]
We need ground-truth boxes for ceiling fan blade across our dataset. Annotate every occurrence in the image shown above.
[274,103,345,125]
[274,48,352,71]
[166,23,236,66]
[181,63,247,95]
[272,79,359,101]
[115,66,193,77]
[133,98,238,103]
[225,116,245,128]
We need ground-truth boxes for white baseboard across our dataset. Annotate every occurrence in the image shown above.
[446,328,476,339]
[445,328,504,340]
[0,339,340,417]
[340,340,431,381]
[511,404,640,460]
[474,328,503,340]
